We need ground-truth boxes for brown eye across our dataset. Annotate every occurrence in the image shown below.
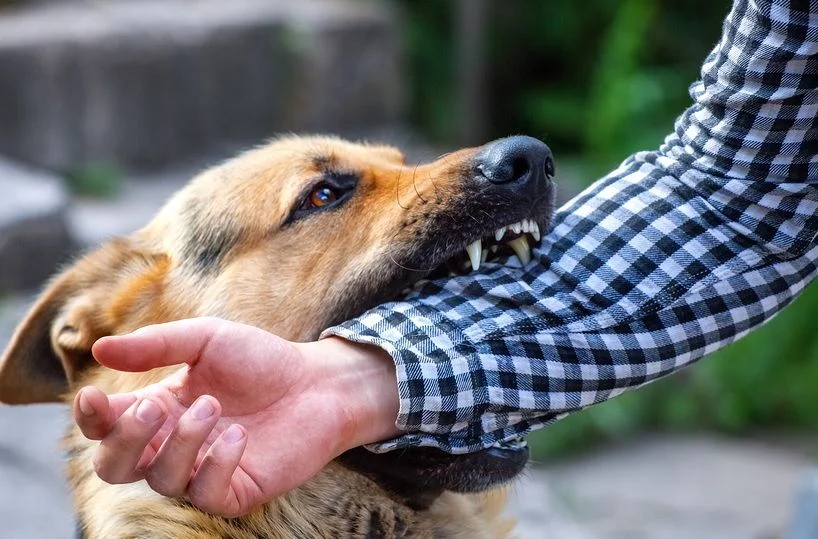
[308,185,338,208]
[289,174,357,223]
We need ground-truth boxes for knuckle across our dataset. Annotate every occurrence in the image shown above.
[187,487,215,513]
[199,316,225,331]
[93,454,120,484]
[169,420,206,447]
[108,431,140,453]
[76,415,104,439]
[145,468,184,497]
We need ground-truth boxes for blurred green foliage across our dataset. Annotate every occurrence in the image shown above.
[399,0,818,459]
[399,0,728,175]
[64,162,123,199]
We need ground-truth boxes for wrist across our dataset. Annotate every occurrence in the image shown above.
[298,337,401,452]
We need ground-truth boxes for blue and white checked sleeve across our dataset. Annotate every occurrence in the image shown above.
[323,0,818,454]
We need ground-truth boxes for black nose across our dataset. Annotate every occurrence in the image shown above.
[476,136,554,185]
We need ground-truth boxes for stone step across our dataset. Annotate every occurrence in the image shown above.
[68,126,442,248]
[0,0,404,172]
[787,469,818,539]
[0,157,75,292]
[0,126,439,294]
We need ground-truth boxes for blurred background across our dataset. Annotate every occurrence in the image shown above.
[0,0,816,538]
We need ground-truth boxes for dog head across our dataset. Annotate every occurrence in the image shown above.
[0,134,554,507]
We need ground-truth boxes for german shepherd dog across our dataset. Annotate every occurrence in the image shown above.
[0,134,554,538]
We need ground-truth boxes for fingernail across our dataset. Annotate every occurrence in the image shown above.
[78,392,95,417]
[223,424,245,444]
[190,397,215,420]
[135,399,162,423]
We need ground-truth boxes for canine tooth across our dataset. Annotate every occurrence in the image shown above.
[495,226,506,241]
[507,236,531,265]
[511,222,522,234]
[465,239,482,271]
[481,249,488,262]
[531,221,541,241]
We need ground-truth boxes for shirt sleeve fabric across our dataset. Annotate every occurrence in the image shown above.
[322,0,818,454]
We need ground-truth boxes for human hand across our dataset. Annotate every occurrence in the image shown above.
[73,318,400,517]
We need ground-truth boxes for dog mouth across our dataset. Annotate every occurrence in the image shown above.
[339,438,529,510]
[424,216,543,281]
[340,213,549,507]
[338,136,554,508]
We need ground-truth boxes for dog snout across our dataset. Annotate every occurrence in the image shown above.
[476,136,554,188]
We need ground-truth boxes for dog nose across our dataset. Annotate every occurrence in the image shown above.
[476,136,554,185]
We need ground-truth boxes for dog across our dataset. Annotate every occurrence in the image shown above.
[0,134,554,538]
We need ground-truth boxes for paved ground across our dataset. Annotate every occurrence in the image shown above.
[540,435,814,539]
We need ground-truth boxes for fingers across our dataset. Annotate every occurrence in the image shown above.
[94,397,168,484]
[187,424,248,517]
[91,317,227,372]
[74,386,137,441]
[144,396,221,498]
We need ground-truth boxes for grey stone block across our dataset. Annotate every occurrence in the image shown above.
[0,157,75,292]
[0,0,404,171]
[281,5,405,134]
[788,468,818,539]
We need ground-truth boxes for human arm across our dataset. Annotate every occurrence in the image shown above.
[325,0,818,454]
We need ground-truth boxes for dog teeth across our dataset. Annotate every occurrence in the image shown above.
[507,236,531,265]
[465,239,482,271]
[496,219,541,242]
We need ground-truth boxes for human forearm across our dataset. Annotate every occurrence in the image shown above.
[325,0,818,454]
[298,337,401,450]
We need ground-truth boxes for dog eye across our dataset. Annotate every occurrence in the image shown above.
[288,173,358,224]
[306,185,338,209]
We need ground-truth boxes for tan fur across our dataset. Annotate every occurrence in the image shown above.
[0,136,518,538]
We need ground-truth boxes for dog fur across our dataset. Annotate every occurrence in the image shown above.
[0,135,552,538]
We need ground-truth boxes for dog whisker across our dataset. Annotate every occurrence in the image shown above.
[411,164,428,204]
[426,171,441,200]
[388,251,434,273]
[395,165,410,210]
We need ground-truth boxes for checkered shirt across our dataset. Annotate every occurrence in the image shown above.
[324,0,818,454]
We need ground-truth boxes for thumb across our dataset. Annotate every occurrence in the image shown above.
[91,317,228,372]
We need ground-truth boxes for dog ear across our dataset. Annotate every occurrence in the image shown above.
[0,239,169,404]
[0,274,78,404]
